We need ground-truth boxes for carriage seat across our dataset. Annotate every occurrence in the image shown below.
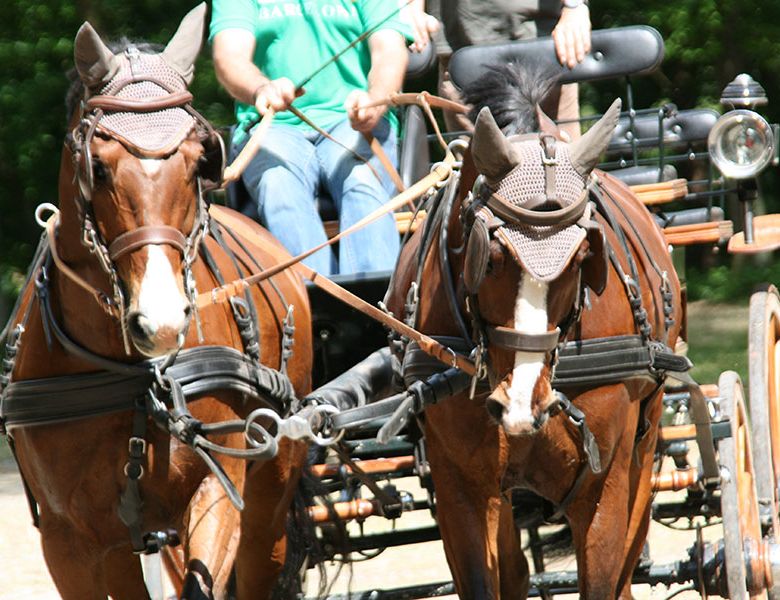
[607,108,719,155]
[448,25,664,91]
[224,43,436,232]
[605,109,719,186]
[607,165,678,186]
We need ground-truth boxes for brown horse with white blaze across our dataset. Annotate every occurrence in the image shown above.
[386,93,683,597]
[1,5,311,599]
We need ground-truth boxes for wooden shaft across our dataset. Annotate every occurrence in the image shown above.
[308,499,377,523]
[658,424,698,442]
[310,455,416,478]
[651,467,700,492]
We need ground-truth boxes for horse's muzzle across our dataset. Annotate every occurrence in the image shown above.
[485,380,552,436]
[127,306,190,356]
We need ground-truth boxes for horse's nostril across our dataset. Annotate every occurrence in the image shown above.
[127,312,154,341]
[486,397,506,423]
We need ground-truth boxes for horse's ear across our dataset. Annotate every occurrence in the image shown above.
[74,22,122,89]
[581,220,608,295]
[471,107,520,185]
[161,2,207,85]
[568,98,622,178]
[536,104,564,140]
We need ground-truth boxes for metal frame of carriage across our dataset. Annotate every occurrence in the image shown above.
[286,25,780,599]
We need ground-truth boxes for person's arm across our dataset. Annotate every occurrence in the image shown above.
[552,1,592,69]
[212,28,299,115]
[345,29,409,132]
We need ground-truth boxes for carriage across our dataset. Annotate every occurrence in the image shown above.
[2,6,780,599]
[292,25,780,600]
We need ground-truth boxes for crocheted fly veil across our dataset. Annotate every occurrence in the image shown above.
[469,100,622,284]
[73,3,208,158]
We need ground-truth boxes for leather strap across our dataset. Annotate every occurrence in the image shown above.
[1,345,294,429]
[488,188,588,227]
[364,132,406,194]
[86,91,194,113]
[487,326,561,353]
[108,226,187,261]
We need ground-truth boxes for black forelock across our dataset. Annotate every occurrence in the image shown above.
[461,59,559,136]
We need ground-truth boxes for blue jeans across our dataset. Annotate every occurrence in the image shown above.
[238,117,400,275]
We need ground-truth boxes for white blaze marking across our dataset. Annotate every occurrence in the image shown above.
[504,276,549,429]
[140,159,162,177]
[137,245,187,335]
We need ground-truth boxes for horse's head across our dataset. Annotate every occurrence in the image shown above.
[461,99,621,435]
[65,4,224,357]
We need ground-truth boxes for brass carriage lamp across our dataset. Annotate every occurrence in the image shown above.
[709,74,778,249]
[709,74,774,180]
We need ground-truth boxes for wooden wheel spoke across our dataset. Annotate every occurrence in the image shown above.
[719,370,768,598]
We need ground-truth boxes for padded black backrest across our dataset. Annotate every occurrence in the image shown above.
[448,25,664,91]
[399,104,431,188]
[608,108,719,154]
[406,41,437,80]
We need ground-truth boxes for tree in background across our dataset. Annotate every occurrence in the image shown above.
[0,0,231,321]
[3,0,780,318]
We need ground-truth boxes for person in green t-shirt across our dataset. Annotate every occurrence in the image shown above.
[210,0,413,275]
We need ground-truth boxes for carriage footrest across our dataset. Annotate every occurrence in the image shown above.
[728,213,780,254]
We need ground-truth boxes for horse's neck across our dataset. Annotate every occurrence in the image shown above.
[413,159,475,337]
[581,173,681,345]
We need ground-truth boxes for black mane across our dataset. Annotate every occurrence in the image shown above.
[65,38,163,119]
[461,59,559,135]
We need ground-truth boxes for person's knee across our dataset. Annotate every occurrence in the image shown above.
[256,167,309,212]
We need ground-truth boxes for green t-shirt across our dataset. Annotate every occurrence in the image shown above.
[210,0,413,141]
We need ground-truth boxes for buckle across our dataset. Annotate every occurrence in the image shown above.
[128,436,147,457]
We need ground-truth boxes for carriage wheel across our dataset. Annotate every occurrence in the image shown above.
[749,286,780,540]
[718,370,769,598]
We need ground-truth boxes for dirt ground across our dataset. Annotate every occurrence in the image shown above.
[1,456,726,600]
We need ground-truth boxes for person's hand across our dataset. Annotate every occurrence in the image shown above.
[253,77,302,114]
[552,5,591,69]
[345,90,386,133]
[408,9,440,52]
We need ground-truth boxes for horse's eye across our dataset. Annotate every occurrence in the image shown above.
[92,158,108,183]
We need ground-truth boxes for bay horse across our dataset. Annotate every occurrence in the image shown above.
[0,5,311,599]
[385,67,684,597]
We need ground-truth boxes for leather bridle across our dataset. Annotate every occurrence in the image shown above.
[460,135,593,363]
[64,73,217,352]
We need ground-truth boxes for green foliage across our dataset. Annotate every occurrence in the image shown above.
[0,0,232,288]
[686,257,780,302]
[3,0,780,306]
